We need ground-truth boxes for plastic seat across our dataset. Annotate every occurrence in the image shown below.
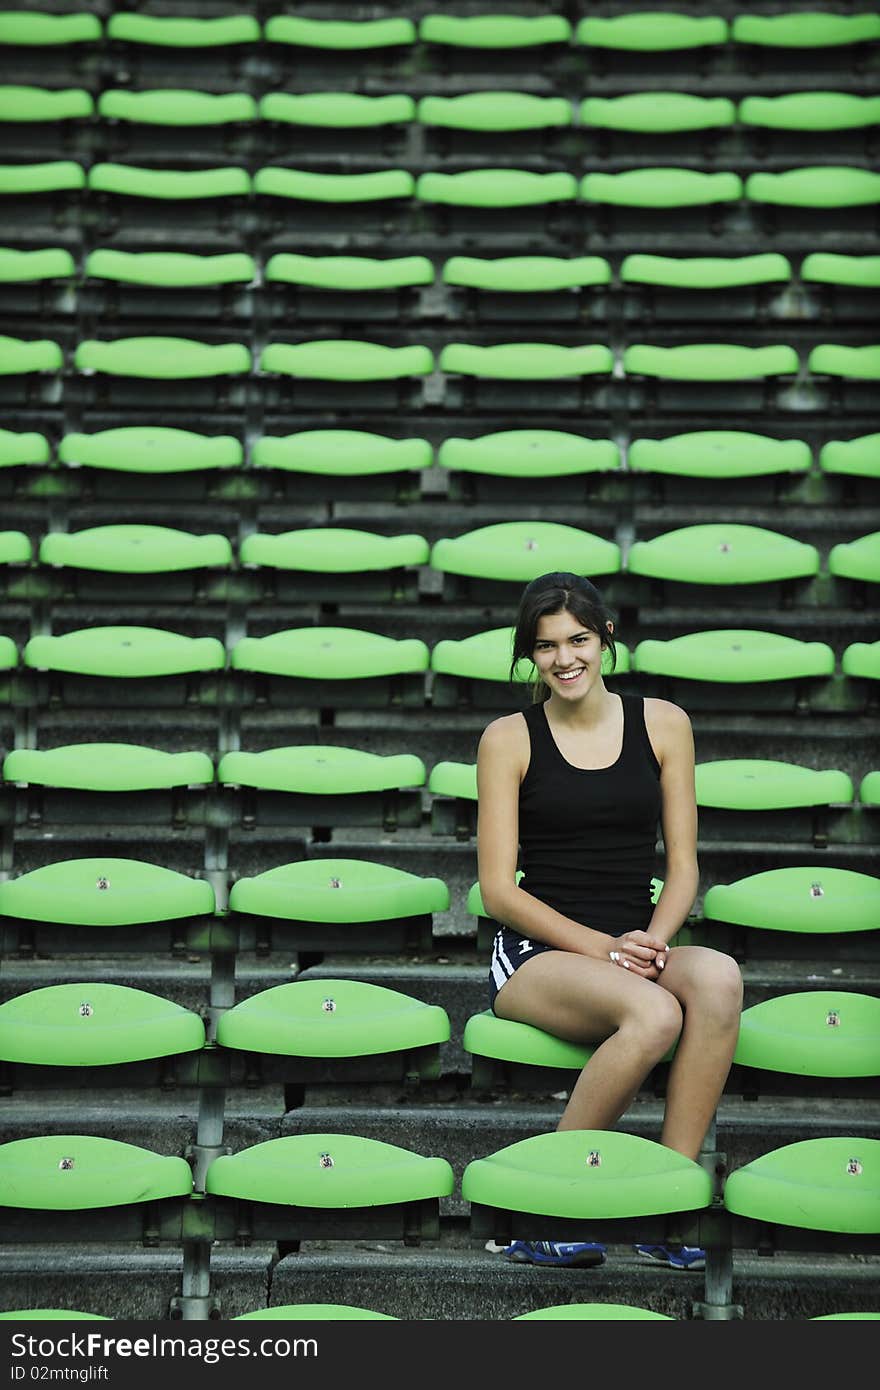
[626,523,820,601]
[442,255,610,303]
[731,13,880,48]
[216,744,426,832]
[430,521,621,601]
[829,532,880,588]
[514,1304,672,1320]
[230,626,428,709]
[0,84,93,121]
[723,1136,880,1243]
[253,167,414,204]
[631,629,837,712]
[0,530,30,565]
[3,742,215,831]
[819,433,880,480]
[0,982,206,1074]
[629,430,809,481]
[0,1135,193,1244]
[106,14,260,47]
[702,866,880,953]
[438,429,618,481]
[739,93,880,132]
[745,167,880,208]
[205,1134,454,1244]
[419,15,572,48]
[74,336,251,379]
[252,430,432,479]
[39,525,233,601]
[732,990,880,1082]
[265,253,432,293]
[581,168,742,208]
[0,427,49,469]
[239,527,429,601]
[809,345,880,381]
[227,858,447,957]
[87,162,251,201]
[59,426,242,476]
[581,93,735,133]
[0,160,85,194]
[575,14,728,51]
[427,760,476,838]
[216,978,449,1083]
[0,335,62,375]
[0,12,102,44]
[801,255,880,289]
[440,342,613,381]
[624,343,798,381]
[695,758,855,846]
[260,340,433,382]
[621,253,790,291]
[860,773,880,808]
[85,249,256,289]
[0,635,17,671]
[260,92,415,130]
[263,16,416,49]
[235,1305,395,1320]
[0,856,216,957]
[842,641,880,682]
[416,169,578,209]
[462,1130,712,1246]
[98,90,257,127]
[418,92,572,132]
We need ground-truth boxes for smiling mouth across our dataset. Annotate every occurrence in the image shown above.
[555,669,585,682]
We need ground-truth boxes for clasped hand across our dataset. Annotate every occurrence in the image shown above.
[607,930,669,980]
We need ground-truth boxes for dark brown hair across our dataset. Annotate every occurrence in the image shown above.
[510,572,617,702]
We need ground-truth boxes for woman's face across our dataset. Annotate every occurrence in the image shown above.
[532,608,609,701]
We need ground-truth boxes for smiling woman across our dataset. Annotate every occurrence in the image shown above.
[475,572,743,1271]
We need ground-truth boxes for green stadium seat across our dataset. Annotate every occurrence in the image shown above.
[808,348,880,412]
[263,17,416,50]
[205,1133,454,1244]
[0,84,92,121]
[0,530,30,564]
[87,162,251,201]
[828,532,880,599]
[98,89,257,127]
[581,168,742,208]
[441,257,611,326]
[812,1312,880,1320]
[22,625,226,710]
[420,15,572,48]
[239,526,428,602]
[230,626,429,710]
[427,759,476,838]
[694,757,856,846]
[626,522,820,605]
[0,12,101,45]
[623,343,798,413]
[85,249,257,288]
[440,342,613,381]
[253,167,414,204]
[74,336,251,379]
[819,433,880,480]
[842,641,880,682]
[251,430,432,479]
[0,856,216,959]
[731,13,880,48]
[0,982,206,1085]
[0,1135,193,1245]
[860,772,880,808]
[801,254,880,288]
[59,427,242,476]
[581,92,735,132]
[3,742,214,832]
[629,430,809,479]
[701,866,880,959]
[0,334,62,374]
[0,428,49,470]
[0,247,74,287]
[0,635,17,670]
[0,1311,109,1320]
[575,14,728,51]
[417,169,578,208]
[215,978,449,1084]
[235,1305,395,1320]
[631,628,837,712]
[39,524,233,603]
[227,857,448,957]
[106,14,260,48]
[437,430,619,506]
[0,160,85,193]
[260,340,433,381]
[745,167,880,208]
[620,255,792,327]
[260,92,415,129]
[418,92,572,132]
[730,990,880,1097]
[265,253,432,292]
[739,93,880,131]
[82,250,256,323]
[514,1304,672,1320]
[216,744,425,832]
[430,520,621,602]
[462,1129,712,1248]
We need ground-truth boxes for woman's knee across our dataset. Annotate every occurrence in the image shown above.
[693,949,743,1023]
[625,989,683,1054]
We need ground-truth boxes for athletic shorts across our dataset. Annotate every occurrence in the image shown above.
[488,925,557,1013]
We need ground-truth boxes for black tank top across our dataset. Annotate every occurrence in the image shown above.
[517,694,662,933]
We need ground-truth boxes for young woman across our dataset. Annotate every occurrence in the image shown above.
[476,572,743,1270]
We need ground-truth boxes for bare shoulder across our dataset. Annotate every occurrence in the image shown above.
[478,711,529,758]
[643,697,694,762]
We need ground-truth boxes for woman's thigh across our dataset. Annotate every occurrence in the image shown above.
[493,948,676,1045]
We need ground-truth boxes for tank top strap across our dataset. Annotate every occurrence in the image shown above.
[621,693,661,776]
[521,700,553,758]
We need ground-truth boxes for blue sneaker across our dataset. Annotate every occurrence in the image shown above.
[634,1243,705,1271]
[503,1239,606,1268]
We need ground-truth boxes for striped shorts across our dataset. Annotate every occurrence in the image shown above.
[488,925,557,1013]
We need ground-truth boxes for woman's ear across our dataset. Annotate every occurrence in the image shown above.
[602,621,614,644]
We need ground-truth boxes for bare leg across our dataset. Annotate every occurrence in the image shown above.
[493,950,683,1132]
[657,945,743,1160]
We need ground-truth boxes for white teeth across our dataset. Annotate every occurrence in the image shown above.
[556,670,583,681]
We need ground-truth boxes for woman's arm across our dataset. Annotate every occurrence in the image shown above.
[476,714,619,959]
[644,698,700,950]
